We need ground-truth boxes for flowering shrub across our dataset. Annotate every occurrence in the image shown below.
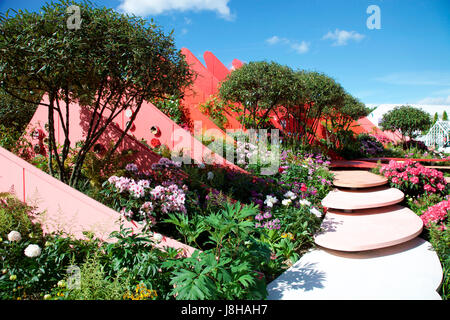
[277,150,333,202]
[358,134,385,156]
[420,198,450,229]
[101,161,189,229]
[370,133,392,146]
[379,160,448,197]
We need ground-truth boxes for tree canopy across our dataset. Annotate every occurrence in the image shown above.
[0,0,194,186]
[218,61,296,128]
[379,105,431,143]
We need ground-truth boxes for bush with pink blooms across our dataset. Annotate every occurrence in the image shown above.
[100,158,191,230]
[420,198,450,229]
[370,133,392,146]
[379,160,449,197]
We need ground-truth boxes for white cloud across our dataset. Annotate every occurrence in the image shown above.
[433,88,450,95]
[117,0,233,20]
[291,41,310,54]
[323,29,365,46]
[184,17,192,25]
[266,36,310,54]
[417,95,450,105]
[375,72,450,86]
[266,36,289,45]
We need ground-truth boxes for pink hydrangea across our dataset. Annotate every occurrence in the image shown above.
[379,160,448,196]
[420,199,450,228]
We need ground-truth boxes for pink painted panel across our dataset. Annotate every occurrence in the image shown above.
[181,48,219,97]
[204,51,230,82]
[232,59,244,70]
[118,101,245,171]
[0,146,196,257]
[182,49,244,131]
[27,96,162,172]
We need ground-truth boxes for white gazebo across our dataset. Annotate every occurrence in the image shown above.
[424,121,450,148]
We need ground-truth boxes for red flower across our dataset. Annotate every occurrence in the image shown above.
[151,138,161,148]
[300,184,308,192]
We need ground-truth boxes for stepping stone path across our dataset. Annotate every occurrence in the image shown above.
[267,170,443,300]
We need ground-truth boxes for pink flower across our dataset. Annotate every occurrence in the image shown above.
[424,184,436,193]
[420,199,450,227]
[410,176,419,184]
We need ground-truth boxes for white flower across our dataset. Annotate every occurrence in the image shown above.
[24,244,41,258]
[207,172,214,180]
[299,199,311,206]
[198,163,206,169]
[282,199,292,206]
[153,233,163,242]
[264,195,278,207]
[310,207,322,218]
[284,191,297,200]
[7,231,21,242]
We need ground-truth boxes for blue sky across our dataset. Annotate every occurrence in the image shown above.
[1,0,450,115]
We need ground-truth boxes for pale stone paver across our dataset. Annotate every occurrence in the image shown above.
[268,170,443,300]
[331,170,388,188]
[321,186,404,210]
[267,237,442,300]
[314,205,423,251]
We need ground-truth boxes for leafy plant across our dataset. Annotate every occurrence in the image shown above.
[199,97,230,130]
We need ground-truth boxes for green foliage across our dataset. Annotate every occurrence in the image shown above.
[219,61,295,129]
[428,222,449,300]
[198,97,230,130]
[81,144,137,192]
[152,96,190,127]
[59,253,130,300]
[0,198,101,300]
[433,112,439,125]
[443,111,448,121]
[406,193,445,216]
[0,194,42,239]
[163,212,207,247]
[379,105,432,142]
[162,202,269,300]
[0,88,40,134]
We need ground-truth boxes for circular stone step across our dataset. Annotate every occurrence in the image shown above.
[267,237,443,300]
[321,186,404,210]
[332,170,388,188]
[314,205,423,251]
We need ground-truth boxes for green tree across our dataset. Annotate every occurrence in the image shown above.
[218,61,296,129]
[0,88,41,133]
[379,105,431,147]
[0,0,193,187]
[443,111,448,121]
[433,112,439,124]
[287,71,347,144]
[321,93,371,150]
